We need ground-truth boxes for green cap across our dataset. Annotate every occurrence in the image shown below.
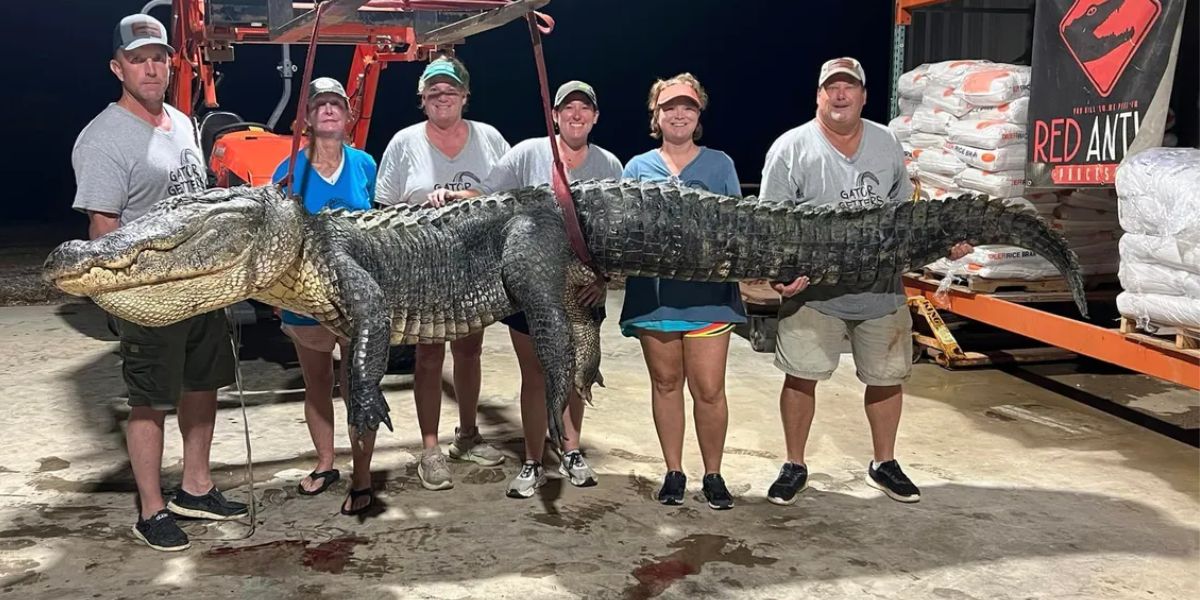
[418,59,468,93]
[554,80,598,109]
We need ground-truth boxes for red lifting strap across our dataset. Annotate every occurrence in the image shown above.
[280,1,330,192]
[525,11,596,270]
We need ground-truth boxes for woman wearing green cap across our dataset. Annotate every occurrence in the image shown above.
[375,55,511,492]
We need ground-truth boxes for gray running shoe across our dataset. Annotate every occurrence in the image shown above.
[448,427,505,466]
[418,447,454,491]
[506,461,547,499]
[558,450,598,487]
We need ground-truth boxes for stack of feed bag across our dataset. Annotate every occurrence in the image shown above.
[1051,188,1121,275]
[1114,147,1200,330]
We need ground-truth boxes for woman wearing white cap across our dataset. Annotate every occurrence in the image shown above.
[375,55,510,492]
[272,77,381,515]
[620,73,745,510]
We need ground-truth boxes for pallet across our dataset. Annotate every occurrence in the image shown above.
[1119,317,1200,356]
[912,271,1120,304]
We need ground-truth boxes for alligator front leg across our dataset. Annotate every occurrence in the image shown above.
[501,213,574,445]
[328,258,394,435]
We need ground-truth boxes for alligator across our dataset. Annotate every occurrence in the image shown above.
[44,180,1085,439]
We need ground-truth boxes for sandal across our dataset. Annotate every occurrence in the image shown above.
[340,487,374,516]
[297,469,340,496]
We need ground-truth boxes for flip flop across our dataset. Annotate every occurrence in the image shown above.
[297,469,340,496]
[340,487,374,516]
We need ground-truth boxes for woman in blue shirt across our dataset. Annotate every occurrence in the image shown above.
[271,78,378,516]
[620,73,746,510]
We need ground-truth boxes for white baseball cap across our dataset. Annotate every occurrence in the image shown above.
[113,14,175,54]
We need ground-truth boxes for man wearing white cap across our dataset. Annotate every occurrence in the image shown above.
[758,57,971,507]
[71,13,245,552]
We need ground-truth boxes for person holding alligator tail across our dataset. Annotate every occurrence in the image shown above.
[759,57,973,506]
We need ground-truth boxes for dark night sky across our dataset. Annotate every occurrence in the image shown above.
[2,0,899,227]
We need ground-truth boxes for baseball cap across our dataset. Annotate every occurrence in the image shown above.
[309,77,349,103]
[818,57,866,86]
[113,14,175,54]
[554,81,598,109]
[418,58,468,93]
[655,82,702,108]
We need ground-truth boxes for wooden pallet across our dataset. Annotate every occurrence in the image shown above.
[1119,317,1200,356]
[916,270,1119,298]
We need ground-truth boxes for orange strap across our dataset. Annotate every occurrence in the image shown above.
[525,11,596,270]
[281,1,329,192]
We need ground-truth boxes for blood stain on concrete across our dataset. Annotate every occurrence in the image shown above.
[204,536,369,576]
[622,534,777,599]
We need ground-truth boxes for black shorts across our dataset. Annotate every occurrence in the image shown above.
[500,306,608,336]
[114,311,235,410]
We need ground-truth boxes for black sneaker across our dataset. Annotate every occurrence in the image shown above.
[132,509,190,552]
[766,462,809,506]
[167,487,250,520]
[657,471,686,505]
[701,473,734,510]
[866,460,921,503]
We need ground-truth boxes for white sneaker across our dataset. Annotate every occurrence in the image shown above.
[558,450,598,487]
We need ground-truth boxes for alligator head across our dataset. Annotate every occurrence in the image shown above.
[44,185,305,326]
[1062,0,1135,63]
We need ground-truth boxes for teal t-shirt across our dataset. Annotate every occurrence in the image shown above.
[272,145,376,325]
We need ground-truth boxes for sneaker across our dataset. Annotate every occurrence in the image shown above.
[167,487,249,521]
[656,471,686,506]
[866,460,921,503]
[448,427,505,467]
[506,461,547,499]
[702,473,734,510]
[766,462,809,506]
[558,450,598,487]
[132,509,190,552]
[418,447,454,491]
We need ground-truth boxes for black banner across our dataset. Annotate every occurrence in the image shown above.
[1026,0,1186,187]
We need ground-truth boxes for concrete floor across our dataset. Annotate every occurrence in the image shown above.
[0,294,1196,599]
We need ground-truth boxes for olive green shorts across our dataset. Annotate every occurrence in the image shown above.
[114,311,236,410]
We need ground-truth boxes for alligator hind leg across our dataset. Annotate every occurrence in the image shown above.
[500,213,575,445]
[565,261,604,405]
[325,254,394,435]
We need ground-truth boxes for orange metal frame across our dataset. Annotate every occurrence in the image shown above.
[903,276,1199,389]
[895,0,1198,390]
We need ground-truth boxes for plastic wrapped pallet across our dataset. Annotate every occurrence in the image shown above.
[1117,292,1200,330]
[947,119,1027,149]
[1119,262,1200,299]
[968,96,1029,124]
[1115,148,1200,241]
[916,146,967,177]
[1119,234,1200,275]
[956,65,1031,106]
[946,142,1026,171]
[956,168,1025,198]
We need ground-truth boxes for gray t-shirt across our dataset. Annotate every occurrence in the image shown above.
[760,119,915,320]
[375,120,511,205]
[72,103,206,225]
[477,137,623,194]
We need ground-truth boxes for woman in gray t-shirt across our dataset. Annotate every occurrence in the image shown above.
[375,56,509,491]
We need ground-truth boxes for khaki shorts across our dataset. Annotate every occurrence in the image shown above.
[774,304,913,386]
[282,323,345,354]
[115,311,235,410]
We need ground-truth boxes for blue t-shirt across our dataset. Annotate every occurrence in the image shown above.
[272,145,377,325]
[618,147,747,334]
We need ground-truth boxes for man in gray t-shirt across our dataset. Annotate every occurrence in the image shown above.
[758,58,972,508]
[71,14,243,552]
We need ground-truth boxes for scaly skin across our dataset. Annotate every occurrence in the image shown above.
[45,180,1085,439]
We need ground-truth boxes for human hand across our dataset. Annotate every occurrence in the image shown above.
[948,242,973,261]
[771,276,810,298]
[427,188,457,207]
[576,281,606,306]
